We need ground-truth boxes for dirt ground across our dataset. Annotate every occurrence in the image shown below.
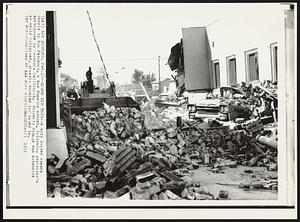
[190,165,278,200]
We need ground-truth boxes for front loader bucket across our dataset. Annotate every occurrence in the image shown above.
[62,96,140,131]
[69,96,140,115]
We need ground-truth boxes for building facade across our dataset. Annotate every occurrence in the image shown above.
[151,78,176,94]
[172,4,294,92]
[205,4,288,88]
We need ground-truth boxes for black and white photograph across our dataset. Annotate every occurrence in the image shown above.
[46,3,291,200]
[3,2,297,220]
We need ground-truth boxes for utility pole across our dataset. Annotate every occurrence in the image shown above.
[158,56,161,94]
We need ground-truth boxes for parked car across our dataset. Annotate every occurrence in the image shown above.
[187,87,251,121]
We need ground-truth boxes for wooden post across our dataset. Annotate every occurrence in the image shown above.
[139,82,150,101]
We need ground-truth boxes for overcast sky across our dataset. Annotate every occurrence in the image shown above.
[55,3,277,85]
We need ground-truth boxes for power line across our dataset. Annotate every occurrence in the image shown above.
[61,57,169,61]
[206,12,234,27]
[86,11,116,98]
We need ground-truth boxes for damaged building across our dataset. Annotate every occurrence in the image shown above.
[46,4,295,201]
[167,4,294,122]
[168,5,291,94]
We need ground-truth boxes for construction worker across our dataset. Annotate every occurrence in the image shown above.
[85,67,94,93]
[110,81,116,96]
[86,67,93,80]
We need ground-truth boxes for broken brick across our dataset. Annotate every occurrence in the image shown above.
[86,151,107,164]
[218,190,229,199]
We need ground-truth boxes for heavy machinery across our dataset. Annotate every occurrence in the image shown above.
[61,12,140,130]
[62,81,140,131]
[76,81,139,112]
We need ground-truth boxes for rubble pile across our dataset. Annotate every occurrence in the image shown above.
[47,99,278,199]
[142,102,188,129]
[238,174,278,191]
[238,81,277,120]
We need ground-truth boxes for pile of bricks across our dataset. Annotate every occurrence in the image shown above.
[47,101,277,199]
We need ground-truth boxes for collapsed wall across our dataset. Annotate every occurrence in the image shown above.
[47,85,278,199]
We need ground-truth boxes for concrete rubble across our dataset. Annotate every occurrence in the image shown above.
[47,81,278,199]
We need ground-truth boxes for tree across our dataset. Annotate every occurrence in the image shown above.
[150,73,156,82]
[60,73,79,88]
[132,69,144,83]
[139,74,153,88]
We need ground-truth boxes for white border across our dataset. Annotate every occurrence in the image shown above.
[2,3,297,219]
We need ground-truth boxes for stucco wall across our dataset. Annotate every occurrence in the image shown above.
[205,4,286,86]
[182,27,213,91]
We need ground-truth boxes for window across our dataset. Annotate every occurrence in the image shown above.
[226,56,237,85]
[245,49,259,82]
[270,43,278,82]
[212,60,220,88]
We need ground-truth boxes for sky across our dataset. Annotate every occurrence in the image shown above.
[55,3,267,85]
